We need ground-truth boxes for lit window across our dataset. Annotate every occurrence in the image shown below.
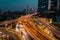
[41,6,46,8]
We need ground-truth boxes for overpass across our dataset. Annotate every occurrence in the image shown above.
[0,28,20,40]
[0,14,60,40]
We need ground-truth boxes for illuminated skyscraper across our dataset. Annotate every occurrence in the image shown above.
[38,0,59,12]
[38,0,60,21]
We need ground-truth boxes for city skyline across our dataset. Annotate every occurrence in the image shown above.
[0,0,38,11]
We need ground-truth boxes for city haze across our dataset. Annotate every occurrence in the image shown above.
[0,0,38,11]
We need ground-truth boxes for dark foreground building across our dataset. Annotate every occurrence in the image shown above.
[38,0,60,12]
[38,0,60,21]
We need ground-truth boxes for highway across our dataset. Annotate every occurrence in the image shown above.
[19,18,57,40]
[20,20,48,40]
[27,18,56,40]
[0,14,34,26]
[37,18,60,39]
[0,27,20,40]
[0,14,60,40]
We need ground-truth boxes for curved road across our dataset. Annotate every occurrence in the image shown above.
[0,27,20,40]
[0,14,60,39]
[38,18,60,39]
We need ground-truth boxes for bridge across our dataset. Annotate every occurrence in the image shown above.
[0,14,60,40]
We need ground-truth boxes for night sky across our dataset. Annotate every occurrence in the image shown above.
[0,0,38,11]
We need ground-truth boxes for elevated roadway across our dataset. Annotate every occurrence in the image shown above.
[38,18,60,39]
[0,14,60,40]
[0,27,20,40]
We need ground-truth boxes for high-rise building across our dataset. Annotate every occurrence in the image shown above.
[57,0,60,11]
[50,0,57,11]
[38,0,59,12]
[38,0,48,12]
[38,0,60,21]
[0,9,1,14]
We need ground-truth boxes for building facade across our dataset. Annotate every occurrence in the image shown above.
[38,0,48,12]
[38,0,59,12]
[38,0,60,21]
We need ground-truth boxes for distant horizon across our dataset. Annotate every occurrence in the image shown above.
[0,0,38,12]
